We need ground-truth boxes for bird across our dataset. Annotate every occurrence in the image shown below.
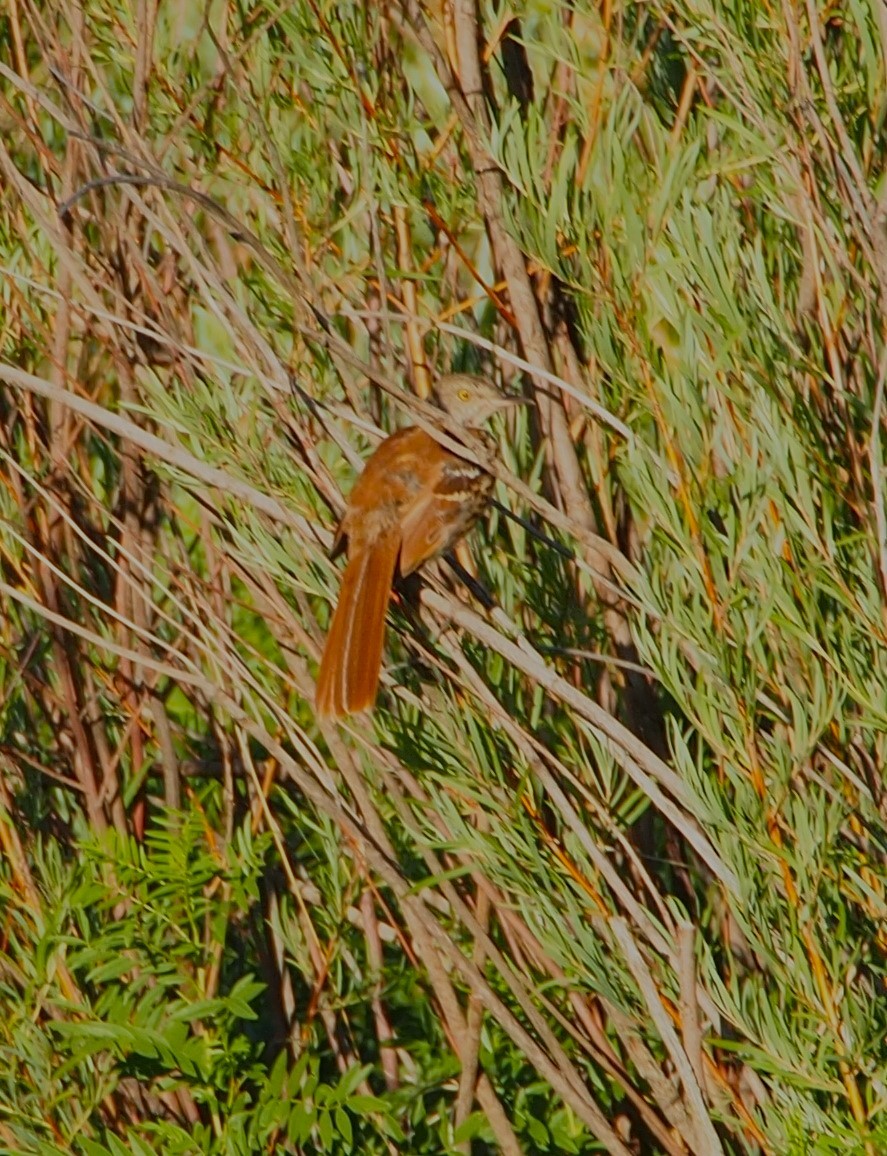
[315,374,524,719]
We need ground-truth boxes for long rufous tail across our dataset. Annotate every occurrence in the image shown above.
[315,530,401,718]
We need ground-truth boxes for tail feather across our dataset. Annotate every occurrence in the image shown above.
[315,531,401,718]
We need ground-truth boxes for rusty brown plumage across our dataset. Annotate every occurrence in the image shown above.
[315,375,522,719]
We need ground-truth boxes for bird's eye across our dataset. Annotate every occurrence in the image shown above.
[458,389,470,400]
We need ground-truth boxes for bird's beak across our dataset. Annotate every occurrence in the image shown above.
[496,394,532,410]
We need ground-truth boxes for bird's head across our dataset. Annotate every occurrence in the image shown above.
[436,373,528,428]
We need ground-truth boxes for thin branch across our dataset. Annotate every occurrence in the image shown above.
[420,587,738,895]
[611,919,723,1156]
[869,341,887,602]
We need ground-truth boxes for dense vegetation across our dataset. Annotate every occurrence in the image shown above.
[1,0,886,1152]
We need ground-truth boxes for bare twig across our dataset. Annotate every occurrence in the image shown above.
[612,919,723,1156]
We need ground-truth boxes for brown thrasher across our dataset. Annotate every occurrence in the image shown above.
[315,374,523,718]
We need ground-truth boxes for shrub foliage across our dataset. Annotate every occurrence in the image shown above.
[1,0,886,1152]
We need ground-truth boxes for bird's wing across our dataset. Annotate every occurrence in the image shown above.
[398,458,488,576]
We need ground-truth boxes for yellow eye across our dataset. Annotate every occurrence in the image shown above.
[458,388,470,400]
